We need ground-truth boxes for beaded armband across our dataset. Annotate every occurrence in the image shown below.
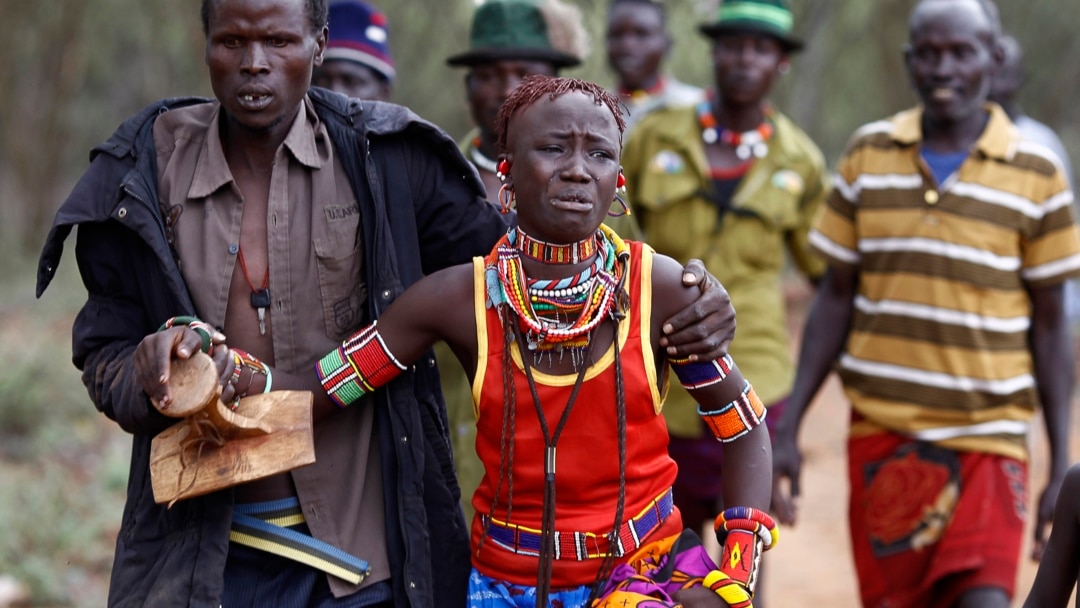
[705,507,780,607]
[158,316,217,355]
[697,380,765,442]
[670,353,735,390]
[315,322,406,408]
[670,354,765,442]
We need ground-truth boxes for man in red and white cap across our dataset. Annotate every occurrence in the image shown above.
[313,0,395,101]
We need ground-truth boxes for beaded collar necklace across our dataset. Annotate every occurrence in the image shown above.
[695,98,775,160]
[469,136,499,175]
[514,227,598,265]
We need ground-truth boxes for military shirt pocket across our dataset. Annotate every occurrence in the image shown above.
[733,168,807,232]
[632,149,702,212]
[314,236,366,341]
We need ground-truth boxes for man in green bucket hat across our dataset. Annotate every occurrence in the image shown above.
[442,0,642,525]
[448,0,587,204]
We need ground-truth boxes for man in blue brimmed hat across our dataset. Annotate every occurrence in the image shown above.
[622,4,828,604]
[313,0,395,101]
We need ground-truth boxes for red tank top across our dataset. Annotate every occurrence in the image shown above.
[468,240,682,587]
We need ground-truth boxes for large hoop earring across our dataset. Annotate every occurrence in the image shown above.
[499,184,515,214]
[608,194,631,217]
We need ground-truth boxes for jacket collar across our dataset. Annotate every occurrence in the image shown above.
[188,97,324,199]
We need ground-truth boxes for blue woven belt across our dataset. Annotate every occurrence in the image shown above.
[484,488,674,560]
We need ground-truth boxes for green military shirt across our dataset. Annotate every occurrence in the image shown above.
[622,105,828,436]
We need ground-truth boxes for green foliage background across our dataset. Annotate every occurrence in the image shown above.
[0,0,1077,605]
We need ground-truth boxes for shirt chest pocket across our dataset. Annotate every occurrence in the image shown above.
[314,228,366,342]
[732,168,806,232]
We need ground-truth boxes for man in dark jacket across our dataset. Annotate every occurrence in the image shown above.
[36,0,736,606]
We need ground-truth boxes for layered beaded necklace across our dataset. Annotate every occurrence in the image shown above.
[696,98,775,160]
[486,225,626,368]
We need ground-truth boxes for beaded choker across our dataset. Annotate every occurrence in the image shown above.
[469,136,499,175]
[618,77,666,103]
[513,227,598,265]
[696,100,775,160]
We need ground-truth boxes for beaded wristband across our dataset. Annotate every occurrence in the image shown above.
[714,507,780,550]
[708,506,779,605]
[717,518,776,551]
[158,316,216,355]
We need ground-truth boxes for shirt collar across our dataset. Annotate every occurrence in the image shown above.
[188,96,324,199]
[890,102,1015,162]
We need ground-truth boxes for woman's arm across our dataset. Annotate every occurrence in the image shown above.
[650,253,771,511]
[312,263,478,414]
[1023,464,1080,608]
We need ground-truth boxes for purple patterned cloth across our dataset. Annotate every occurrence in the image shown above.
[595,529,718,607]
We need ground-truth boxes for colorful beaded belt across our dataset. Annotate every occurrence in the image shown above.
[484,488,674,560]
[229,497,371,585]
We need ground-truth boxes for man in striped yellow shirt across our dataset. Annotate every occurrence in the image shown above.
[772,0,1080,606]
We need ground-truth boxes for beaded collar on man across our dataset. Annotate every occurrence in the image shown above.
[618,77,666,104]
[469,136,500,175]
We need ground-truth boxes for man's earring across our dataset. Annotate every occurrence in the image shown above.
[498,184,514,214]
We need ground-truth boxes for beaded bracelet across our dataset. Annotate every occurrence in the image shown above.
[703,570,753,608]
[227,348,271,409]
[158,316,217,355]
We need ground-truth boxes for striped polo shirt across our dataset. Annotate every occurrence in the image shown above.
[811,103,1080,460]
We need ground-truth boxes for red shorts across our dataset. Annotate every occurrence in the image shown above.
[848,430,1026,607]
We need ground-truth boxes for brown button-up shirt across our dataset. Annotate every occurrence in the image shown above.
[152,97,388,595]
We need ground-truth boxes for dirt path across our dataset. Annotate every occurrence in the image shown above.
[760,286,1078,606]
